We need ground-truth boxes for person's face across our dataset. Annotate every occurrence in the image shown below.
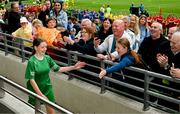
[150,23,161,39]
[20,22,28,28]
[116,43,127,56]
[140,17,146,25]
[103,20,111,31]
[168,28,177,40]
[45,1,51,9]
[122,19,129,29]
[54,3,61,11]
[35,42,47,55]
[81,29,90,41]
[112,20,124,38]
[42,5,47,11]
[12,3,19,12]
[130,16,136,27]
[170,36,180,53]
[81,21,91,29]
[47,19,56,28]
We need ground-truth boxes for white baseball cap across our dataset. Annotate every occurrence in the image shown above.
[20,17,28,23]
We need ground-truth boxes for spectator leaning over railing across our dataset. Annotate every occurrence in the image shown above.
[75,18,92,40]
[49,0,68,29]
[32,18,44,39]
[25,38,86,114]
[99,38,140,79]
[94,19,132,60]
[12,17,33,56]
[64,26,97,56]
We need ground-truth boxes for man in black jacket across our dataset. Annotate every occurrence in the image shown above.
[3,2,21,52]
[138,22,179,111]
[4,2,21,34]
[138,21,171,75]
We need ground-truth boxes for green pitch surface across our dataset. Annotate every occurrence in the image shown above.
[73,0,180,16]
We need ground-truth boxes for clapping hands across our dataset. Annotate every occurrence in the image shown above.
[156,53,168,67]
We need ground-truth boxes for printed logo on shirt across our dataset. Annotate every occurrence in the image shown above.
[30,72,35,77]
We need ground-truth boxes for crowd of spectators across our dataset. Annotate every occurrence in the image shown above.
[0,0,180,112]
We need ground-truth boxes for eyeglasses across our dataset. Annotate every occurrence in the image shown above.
[55,4,60,6]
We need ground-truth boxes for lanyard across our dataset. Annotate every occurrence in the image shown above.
[111,37,116,53]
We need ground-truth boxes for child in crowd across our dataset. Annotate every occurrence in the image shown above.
[12,17,33,56]
[99,38,140,79]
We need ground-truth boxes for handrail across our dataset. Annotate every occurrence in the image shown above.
[0,75,73,114]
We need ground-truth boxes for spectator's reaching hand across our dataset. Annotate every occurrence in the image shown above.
[106,53,116,61]
[96,54,115,61]
[97,54,108,60]
[63,36,74,45]
[11,34,16,41]
[99,68,107,79]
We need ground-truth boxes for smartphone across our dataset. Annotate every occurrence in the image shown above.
[172,63,174,68]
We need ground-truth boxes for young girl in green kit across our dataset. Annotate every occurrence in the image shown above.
[25,38,86,114]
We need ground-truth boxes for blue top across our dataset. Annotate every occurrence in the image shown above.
[106,52,135,74]
[140,25,150,44]
[49,9,68,29]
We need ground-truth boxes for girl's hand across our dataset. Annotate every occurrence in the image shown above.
[99,68,107,79]
[74,61,86,70]
[42,95,48,100]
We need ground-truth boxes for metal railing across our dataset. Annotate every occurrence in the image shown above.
[0,75,73,114]
[0,31,180,113]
